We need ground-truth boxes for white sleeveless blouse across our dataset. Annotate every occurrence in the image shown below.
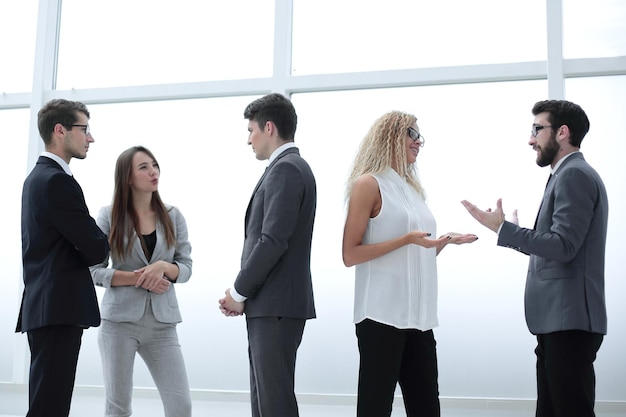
[354,168,438,330]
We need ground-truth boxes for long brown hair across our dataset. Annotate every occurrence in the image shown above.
[109,146,176,259]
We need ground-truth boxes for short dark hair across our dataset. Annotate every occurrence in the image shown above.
[532,99,590,147]
[243,93,297,141]
[37,99,90,146]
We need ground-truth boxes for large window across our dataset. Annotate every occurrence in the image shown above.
[565,75,626,400]
[0,109,30,381]
[70,96,264,387]
[0,2,38,93]
[2,0,626,406]
[563,0,626,59]
[57,0,275,89]
[293,80,546,396]
[292,0,546,75]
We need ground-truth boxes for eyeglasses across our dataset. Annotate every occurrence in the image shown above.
[531,124,552,138]
[408,127,425,147]
[71,124,90,135]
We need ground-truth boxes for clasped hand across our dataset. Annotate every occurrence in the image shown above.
[218,288,244,317]
[134,260,171,294]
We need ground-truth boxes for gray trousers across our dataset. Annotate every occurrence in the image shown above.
[246,317,306,417]
[98,300,191,417]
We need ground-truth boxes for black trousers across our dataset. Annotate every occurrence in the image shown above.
[356,319,440,417]
[535,330,604,417]
[26,325,84,417]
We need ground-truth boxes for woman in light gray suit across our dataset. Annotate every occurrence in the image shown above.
[91,146,192,417]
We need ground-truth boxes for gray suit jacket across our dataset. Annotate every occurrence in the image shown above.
[235,147,317,319]
[498,152,608,335]
[90,205,192,323]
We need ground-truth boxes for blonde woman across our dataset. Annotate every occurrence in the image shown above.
[342,111,477,417]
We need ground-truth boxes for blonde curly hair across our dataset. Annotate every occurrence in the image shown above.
[346,110,424,200]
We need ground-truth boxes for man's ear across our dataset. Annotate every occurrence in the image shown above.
[264,120,275,136]
[556,124,570,142]
[53,122,65,136]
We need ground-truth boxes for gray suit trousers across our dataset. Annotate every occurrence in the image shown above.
[98,299,191,417]
[246,317,306,417]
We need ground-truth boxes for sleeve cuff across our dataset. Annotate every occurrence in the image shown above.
[230,287,247,302]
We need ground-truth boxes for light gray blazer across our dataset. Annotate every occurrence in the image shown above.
[498,152,608,335]
[90,205,192,324]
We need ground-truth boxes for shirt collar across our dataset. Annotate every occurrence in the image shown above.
[268,142,296,165]
[551,150,579,175]
[41,151,73,176]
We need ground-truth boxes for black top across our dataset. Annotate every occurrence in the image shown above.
[141,230,157,260]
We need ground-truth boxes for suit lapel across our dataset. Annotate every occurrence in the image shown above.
[250,166,270,198]
[533,174,553,229]
[245,167,270,227]
[133,222,167,265]
[533,153,584,229]
[244,147,299,223]
[150,222,167,263]
[132,233,150,264]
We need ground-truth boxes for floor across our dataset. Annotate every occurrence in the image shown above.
[1,387,625,417]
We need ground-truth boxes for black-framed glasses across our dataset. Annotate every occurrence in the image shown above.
[407,127,425,147]
[531,124,552,138]
[71,124,90,135]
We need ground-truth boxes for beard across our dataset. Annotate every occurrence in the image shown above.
[536,133,559,167]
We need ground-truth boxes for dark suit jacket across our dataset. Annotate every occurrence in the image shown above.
[235,147,317,319]
[498,152,608,335]
[16,156,109,333]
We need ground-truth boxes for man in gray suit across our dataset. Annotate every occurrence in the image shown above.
[461,100,607,417]
[219,93,317,417]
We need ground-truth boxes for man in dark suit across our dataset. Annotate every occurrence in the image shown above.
[17,99,110,417]
[219,93,317,417]
[461,100,608,417]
